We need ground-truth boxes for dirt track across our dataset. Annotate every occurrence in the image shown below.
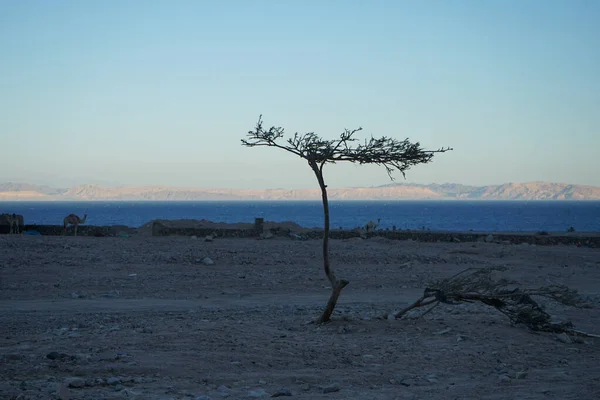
[1,234,600,399]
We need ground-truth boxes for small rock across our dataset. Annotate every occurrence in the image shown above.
[498,374,511,383]
[271,388,292,397]
[556,333,572,343]
[217,385,231,393]
[485,234,494,243]
[424,374,438,383]
[57,384,71,400]
[322,383,341,393]
[248,389,267,398]
[299,384,310,391]
[107,377,122,385]
[195,396,212,400]
[65,377,86,388]
[67,333,82,338]
[435,328,452,335]
[230,361,242,366]
[93,378,106,386]
[191,235,198,240]
[47,351,71,360]
[399,378,416,387]
[259,231,274,240]
[516,371,528,379]
[201,257,214,266]
[205,235,214,242]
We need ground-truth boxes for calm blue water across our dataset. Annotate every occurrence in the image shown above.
[1,201,599,232]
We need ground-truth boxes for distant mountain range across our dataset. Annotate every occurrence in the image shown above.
[1,181,599,201]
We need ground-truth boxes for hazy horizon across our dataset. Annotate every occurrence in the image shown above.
[3,179,600,191]
[1,1,598,189]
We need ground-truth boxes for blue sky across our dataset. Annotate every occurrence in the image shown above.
[1,0,598,189]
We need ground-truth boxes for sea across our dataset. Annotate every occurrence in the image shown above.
[2,201,600,233]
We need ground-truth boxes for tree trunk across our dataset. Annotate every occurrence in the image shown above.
[311,163,349,324]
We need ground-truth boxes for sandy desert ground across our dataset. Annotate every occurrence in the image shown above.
[1,232,600,400]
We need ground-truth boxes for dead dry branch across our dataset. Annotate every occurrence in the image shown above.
[391,267,597,337]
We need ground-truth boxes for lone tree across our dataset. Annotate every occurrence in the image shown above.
[242,116,452,323]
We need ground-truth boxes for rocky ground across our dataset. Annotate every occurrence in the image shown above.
[1,232,600,400]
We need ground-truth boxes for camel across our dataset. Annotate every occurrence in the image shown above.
[365,218,381,233]
[63,214,87,236]
[2,213,19,234]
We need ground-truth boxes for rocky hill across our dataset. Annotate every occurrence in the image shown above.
[0,181,599,201]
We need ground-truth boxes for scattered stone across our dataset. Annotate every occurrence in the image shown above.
[271,388,292,397]
[322,383,341,393]
[456,335,467,342]
[424,374,438,383]
[230,361,242,366]
[57,384,71,400]
[399,377,416,387]
[119,389,141,398]
[64,377,86,388]
[498,374,511,383]
[435,328,452,335]
[452,237,461,243]
[102,290,121,298]
[485,234,494,243]
[516,371,528,379]
[248,388,267,398]
[217,385,231,393]
[201,257,214,265]
[92,378,106,386]
[556,333,572,344]
[47,351,71,360]
[191,235,198,240]
[259,231,274,240]
[67,333,82,338]
[205,235,214,242]
[299,384,310,391]
[107,377,122,385]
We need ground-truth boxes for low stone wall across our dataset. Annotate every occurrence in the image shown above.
[17,225,135,237]
[3,221,598,248]
[151,221,262,238]
[151,223,599,248]
[308,230,600,248]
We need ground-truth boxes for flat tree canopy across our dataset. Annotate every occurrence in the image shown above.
[242,116,452,323]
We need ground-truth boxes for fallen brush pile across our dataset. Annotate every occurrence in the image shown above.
[388,267,599,338]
